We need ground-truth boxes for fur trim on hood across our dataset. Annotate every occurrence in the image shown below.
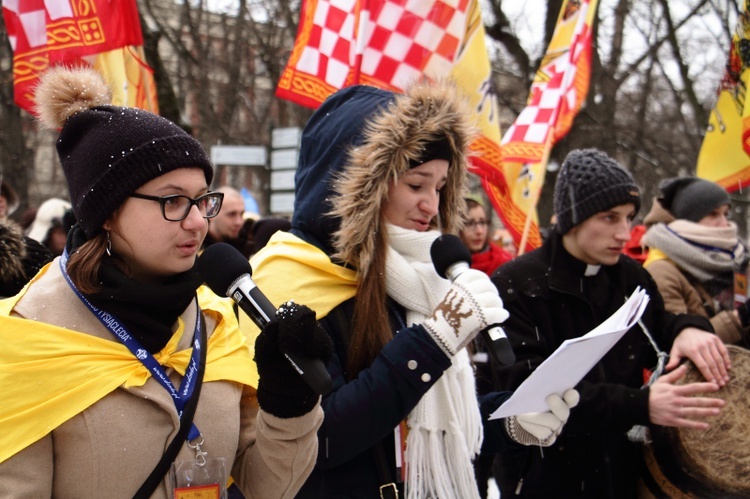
[0,220,54,297]
[291,80,473,275]
[0,221,27,291]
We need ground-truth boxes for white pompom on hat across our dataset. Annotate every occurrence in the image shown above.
[27,198,72,244]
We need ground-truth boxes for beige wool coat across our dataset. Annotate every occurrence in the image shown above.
[0,259,323,498]
[645,258,744,344]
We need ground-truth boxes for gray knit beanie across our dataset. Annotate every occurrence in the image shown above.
[554,149,641,234]
[34,66,213,238]
[658,177,730,223]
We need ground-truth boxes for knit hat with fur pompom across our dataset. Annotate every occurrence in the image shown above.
[34,66,213,238]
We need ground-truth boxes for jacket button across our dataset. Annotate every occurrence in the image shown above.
[421,373,431,383]
[407,360,418,370]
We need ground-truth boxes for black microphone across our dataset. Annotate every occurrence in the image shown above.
[196,243,333,395]
[430,234,516,366]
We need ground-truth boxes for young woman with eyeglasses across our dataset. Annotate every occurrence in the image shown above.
[459,198,514,277]
[0,66,326,498]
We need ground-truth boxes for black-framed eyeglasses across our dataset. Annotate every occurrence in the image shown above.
[464,220,489,229]
[129,192,224,221]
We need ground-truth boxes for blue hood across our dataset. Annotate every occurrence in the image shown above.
[291,86,395,256]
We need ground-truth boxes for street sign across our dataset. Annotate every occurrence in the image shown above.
[272,127,301,148]
[271,149,298,170]
[271,170,296,190]
[211,145,267,166]
[270,192,295,213]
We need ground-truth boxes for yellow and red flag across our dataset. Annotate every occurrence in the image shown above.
[276,0,502,178]
[696,0,750,192]
[2,0,157,114]
[475,0,599,253]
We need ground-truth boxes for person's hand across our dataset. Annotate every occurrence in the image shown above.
[649,364,724,429]
[422,269,509,356]
[505,389,580,447]
[254,301,333,418]
[667,327,731,386]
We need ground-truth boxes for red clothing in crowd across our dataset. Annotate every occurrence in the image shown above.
[471,241,514,276]
[623,224,648,264]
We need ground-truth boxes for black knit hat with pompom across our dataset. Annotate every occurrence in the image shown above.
[34,66,213,238]
[554,149,641,234]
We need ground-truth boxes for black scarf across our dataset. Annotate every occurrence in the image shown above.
[67,225,202,353]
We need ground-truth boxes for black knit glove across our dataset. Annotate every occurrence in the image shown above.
[737,301,750,328]
[254,302,333,418]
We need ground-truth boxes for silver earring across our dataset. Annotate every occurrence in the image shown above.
[106,231,112,257]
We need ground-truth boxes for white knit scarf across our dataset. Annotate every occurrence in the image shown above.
[385,224,482,499]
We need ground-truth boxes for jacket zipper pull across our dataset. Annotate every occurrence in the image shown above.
[515,477,524,495]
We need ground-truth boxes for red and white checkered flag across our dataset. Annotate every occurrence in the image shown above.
[2,0,156,114]
[501,9,594,159]
[474,0,598,254]
[277,0,471,107]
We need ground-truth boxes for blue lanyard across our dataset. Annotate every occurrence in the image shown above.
[59,251,201,441]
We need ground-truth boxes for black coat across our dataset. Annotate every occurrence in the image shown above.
[490,233,713,498]
[295,298,514,498]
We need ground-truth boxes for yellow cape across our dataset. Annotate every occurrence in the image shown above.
[0,265,257,464]
[240,231,358,343]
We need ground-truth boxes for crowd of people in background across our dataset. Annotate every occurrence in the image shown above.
[1,68,748,499]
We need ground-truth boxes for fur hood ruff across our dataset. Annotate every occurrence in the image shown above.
[291,80,474,275]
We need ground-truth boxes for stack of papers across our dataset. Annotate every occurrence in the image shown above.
[490,287,650,419]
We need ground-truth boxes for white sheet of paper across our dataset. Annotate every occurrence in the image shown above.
[489,287,650,420]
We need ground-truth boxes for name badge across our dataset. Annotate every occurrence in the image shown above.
[171,457,227,499]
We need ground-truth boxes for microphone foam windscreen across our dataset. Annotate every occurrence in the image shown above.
[196,242,253,296]
[430,234,472,279]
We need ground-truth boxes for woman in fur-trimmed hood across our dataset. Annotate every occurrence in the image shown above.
[245,80,578,499]
[328,80,473,376]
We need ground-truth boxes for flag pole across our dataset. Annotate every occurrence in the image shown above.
[351,0,368,85]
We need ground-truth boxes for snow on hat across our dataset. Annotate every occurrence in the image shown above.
[34,66,213,238]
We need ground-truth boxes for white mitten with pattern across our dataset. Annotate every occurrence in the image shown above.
[422,269,509,356]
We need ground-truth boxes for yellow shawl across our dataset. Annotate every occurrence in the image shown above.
[0,265,257,464]
[643,247,669,268]
[240,231,358,342]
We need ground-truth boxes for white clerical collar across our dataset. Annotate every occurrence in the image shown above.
[584,264,601,276]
